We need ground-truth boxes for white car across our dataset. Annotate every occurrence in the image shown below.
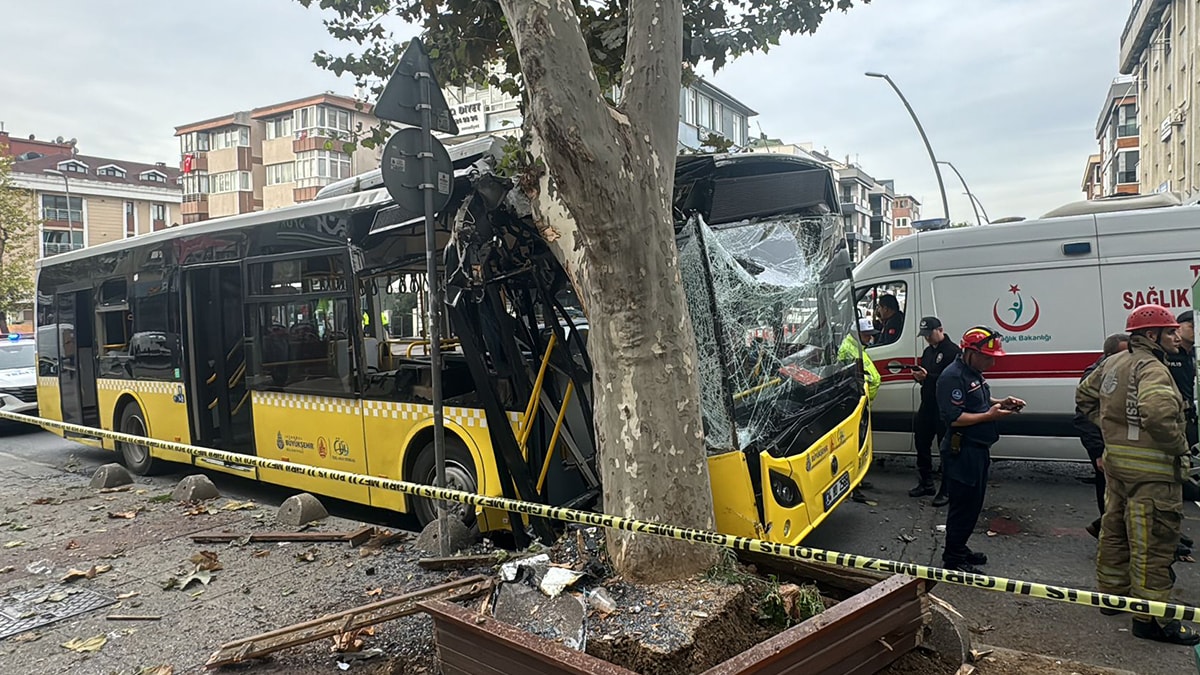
[0,338,38,419]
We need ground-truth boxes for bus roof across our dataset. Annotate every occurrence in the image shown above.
[37,188,393,270]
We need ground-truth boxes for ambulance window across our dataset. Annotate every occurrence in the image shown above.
[855,282,907,347]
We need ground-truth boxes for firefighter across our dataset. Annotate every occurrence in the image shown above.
[936,325,1024,573]
[1074,333,1129,539]
[909,316,961,505]
[1076,304,1200,645]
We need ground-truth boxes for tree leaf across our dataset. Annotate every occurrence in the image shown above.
[179,569,213,589]
[61,635,107,652]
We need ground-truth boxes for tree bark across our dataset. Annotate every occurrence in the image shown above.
[497,0,717,582]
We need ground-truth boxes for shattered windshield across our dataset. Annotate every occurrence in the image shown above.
[679,213,858,454]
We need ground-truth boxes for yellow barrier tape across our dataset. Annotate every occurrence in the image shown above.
[8,407,1198,621]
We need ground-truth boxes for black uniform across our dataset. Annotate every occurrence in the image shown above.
[916,338,962,484]
[1073,355,1109,516]
[936,356,999,568]
[1165,343,1197,450]
[877,312,905,346]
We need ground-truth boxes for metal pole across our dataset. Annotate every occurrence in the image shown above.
[417,66,449,555]
[62,175,75,249]
[937,161,981,226]
[967,192,992,225]
[865,72,950,222]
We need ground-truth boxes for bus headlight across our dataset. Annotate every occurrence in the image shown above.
[769,470,802,508]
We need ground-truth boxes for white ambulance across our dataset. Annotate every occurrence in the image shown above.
[853,193,1197,462]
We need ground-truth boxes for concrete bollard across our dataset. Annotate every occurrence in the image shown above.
[90,463,134,490]
[172,475,220,502]
[277,492,329,526]
[415,516,476,555]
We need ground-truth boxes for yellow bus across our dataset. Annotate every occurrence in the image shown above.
[34,143,871,544]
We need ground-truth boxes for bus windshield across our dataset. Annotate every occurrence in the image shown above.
[680,213,859,456]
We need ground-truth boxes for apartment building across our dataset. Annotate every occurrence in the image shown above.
[1091,77,1140,197]
[443,75,756,150]
[3,135,181,257]
[891,195,921,239]
[174,94,380,222]
[1118,0,1193,196]
[1082,154,1104,200]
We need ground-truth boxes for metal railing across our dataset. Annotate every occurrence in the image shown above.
[42,242,84,257]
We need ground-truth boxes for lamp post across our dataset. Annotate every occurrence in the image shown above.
[42,169,76,253]
[865,72,950,222]
[965,191,992,225]
[936,160,986,226]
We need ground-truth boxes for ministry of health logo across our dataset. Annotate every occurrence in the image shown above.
[993,284,1041,332]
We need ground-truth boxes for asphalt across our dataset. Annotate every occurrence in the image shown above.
[807,453,1200,675]
[3,424,1200,674]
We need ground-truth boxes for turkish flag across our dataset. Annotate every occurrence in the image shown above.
[183,153,194,174]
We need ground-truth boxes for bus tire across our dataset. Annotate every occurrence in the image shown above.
[410,437,478,529]
[118,402,162,476]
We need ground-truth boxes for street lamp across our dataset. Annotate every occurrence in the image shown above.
[936,160,986,226]
[965,191,992,225]
[865,71,950,222]
[42,169,77,253]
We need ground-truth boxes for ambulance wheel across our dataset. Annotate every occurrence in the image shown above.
[118,402,161,476]
[410,437,478,529]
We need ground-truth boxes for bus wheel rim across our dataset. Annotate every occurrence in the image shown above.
[426,460,475,521]
[124,416,149,464]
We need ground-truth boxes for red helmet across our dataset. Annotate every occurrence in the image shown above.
[1126,304,1180,332]
[960,326,1006,357]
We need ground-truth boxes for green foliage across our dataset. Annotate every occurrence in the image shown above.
[297,0,862,125]
[0,149,39,327]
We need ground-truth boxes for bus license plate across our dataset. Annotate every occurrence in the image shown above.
[823,472,851,511]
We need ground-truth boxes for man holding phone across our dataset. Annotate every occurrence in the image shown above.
[910,316,961,504]
[936,326,1026,573]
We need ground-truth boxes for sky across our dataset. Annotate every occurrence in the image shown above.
[1,0,1128,221]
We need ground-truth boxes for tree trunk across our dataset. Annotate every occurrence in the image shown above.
[498,0,717,582]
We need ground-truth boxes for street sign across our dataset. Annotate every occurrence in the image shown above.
[374,38,459,135]
[379,127,454,222]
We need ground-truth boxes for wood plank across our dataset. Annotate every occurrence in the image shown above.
[418,553,506,570]
[192,525,376,546]
[204,575,491,669]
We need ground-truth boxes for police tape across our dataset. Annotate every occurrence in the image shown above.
[6,407,1199,622]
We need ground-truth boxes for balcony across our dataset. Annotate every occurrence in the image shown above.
[181,151,208,173]
[293,135,348,154]
[1119,0,1171,74]
[181,194,209,218]
[42,242,84,257]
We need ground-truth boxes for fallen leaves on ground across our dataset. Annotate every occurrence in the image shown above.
[62,635,107,652]
[0,565,14,573]
[366,587,383,597]
[98,486,131,494]
[65,540,80,550]
[331,628,367,653]
[221,500,256,511]
[295,548,317,563]
[251,549,270,558]
[136,666,173,675]
[117,591,140,600]
[179,569,213,590]
[4,541,25,548]
[108,508,141,520]
[189,551,223,571]
[185,505,216,517]
[61,564,113,583]
[32,497,63,506]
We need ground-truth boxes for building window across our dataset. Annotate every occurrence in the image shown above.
[681,88,696,125]
[1117,103,1138,138]
[140,171,167,183]
[180,132,211,153]
[1118,150,1139,184]
[896,217,909,229]
[182,172,209,196]
[210,170,252,194]
[58,160,88,174]
[294,105,352,138]
[265,162,295,185]
[696,94,712,129]
[125,202,136,238]
[42,229,84,256]
[295,150,351,182]
[265,116,295,140]
[41,194,82,222]
[151,203,167,231]
[210,127,250,150]
[98,165,126,178]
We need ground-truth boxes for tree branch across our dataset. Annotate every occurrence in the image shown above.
[620,0,683,163]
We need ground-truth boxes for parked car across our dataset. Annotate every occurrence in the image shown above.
[0,335,38,423]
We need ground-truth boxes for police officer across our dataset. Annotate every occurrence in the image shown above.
[936,326,1025,574]
[1165,310,1197,451]
[1076,304,1200,645]
[910,316,961,504]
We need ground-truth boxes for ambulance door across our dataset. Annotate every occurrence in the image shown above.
[856,271,918,454]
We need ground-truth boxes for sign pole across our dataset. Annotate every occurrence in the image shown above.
[415,66,449,555]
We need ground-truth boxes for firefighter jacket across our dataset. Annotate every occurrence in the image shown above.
[838,334,880,402]
[1076,334,1189,484]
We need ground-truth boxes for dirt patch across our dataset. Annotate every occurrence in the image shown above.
[882,646,960,675]
[586,578,775,674]
[971,646,1136,675]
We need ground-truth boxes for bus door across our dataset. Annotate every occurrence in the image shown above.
[182,265,255,458]
[56,289,100,429]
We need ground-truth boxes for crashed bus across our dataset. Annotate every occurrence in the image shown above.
[32,137,870,545]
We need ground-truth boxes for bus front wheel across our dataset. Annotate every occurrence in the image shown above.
[118,402,161,475]
[410,438,478,529]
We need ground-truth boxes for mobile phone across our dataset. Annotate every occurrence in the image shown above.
[898,364,916,371]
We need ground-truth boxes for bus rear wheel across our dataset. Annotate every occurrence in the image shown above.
[410,438,478,529]
[118,402,161,476]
